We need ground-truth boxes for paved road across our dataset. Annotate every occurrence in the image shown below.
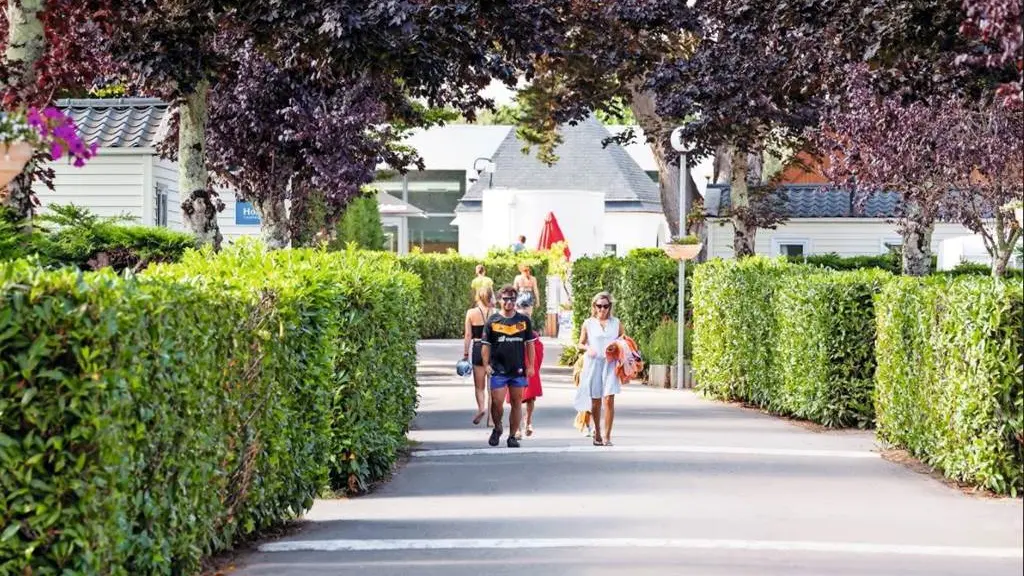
[237,339,1024,576]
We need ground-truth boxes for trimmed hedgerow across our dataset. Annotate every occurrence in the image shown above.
[774,269,891,427]
[0,243,421,574]
[616,252,679,347]
[690,257,797,407]
[568,255,623,341]
[399,252,547,339]
[875,276,1023,495]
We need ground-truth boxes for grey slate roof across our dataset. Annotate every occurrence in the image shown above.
[459,116,662,213]
[56,98,169,149]
[706,184,904,218]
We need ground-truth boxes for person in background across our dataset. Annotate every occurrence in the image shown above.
[574,291,624,446]
[513,263,539,318]
[507,301,544,439]
[463,286,495,425]
[470,264,493,300]
[511,234,527,253]
[481,285,537,448]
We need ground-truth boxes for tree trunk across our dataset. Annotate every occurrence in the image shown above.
[1,0,46,220]
[900,201,934,276]
[729,147,756,257]
[629,89,680,237]
[253,194,289,249]
[178,81,223,249]
[4,0,45,89]
[988,210,1021,278]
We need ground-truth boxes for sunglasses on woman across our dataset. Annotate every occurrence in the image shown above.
[595,303,610,309]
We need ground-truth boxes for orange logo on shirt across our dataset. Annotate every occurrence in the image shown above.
[489,321,527,336]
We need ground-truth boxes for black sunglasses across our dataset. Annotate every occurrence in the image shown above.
[595,303,610,309]
[501,297,516,302]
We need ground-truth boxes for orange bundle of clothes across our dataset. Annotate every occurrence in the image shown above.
[605,335,644,384]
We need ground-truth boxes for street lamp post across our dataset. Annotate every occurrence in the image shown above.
[670,128,695,390]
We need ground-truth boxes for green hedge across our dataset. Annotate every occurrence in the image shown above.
[569,250,690,348]
[690,257,793,406]
[0,244,421,574]
[774,269,890,427]
[787,252,903,274]
[875,276,1023,495]
[568,255,623,341]
[400,252,547,339]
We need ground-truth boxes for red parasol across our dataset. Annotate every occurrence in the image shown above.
[537,212,571,260]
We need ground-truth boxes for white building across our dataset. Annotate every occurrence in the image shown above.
[701,184,987,262]
[36,98,1001,267]
[36,98,183,228]
[454,117,672,258]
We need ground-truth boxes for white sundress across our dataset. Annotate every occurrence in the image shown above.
[574,316,622,412]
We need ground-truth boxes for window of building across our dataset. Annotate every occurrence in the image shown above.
[772,238,809,258]
[154,184,169,227]
[881,238,902,255]
[604,244,618,256]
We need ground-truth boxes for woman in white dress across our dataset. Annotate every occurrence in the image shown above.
[574,291,624,446]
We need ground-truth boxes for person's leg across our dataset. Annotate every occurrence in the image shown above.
[488,377,507,446]
[472,366,487,424]
[508,384,525,441]
[525,399,535,435]
[603,395,615,445]
[590,397,603,444]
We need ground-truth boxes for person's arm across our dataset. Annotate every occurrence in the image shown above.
[463,311,473,359]
[577,320,589,351]
[481,318,493,374]
[618,319,625,338]
[524,321,537,378]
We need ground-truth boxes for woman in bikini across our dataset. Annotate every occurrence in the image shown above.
[513,263,540,318]
[463,286,495,424]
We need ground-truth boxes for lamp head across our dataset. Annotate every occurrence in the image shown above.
[670,128,696,153]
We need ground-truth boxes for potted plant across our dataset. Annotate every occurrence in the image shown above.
[1,107,98,188]
[662,234,703,261]
[0,111,36,187]
[643,319,677,388]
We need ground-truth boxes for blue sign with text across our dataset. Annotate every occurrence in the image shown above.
[235,201,261,225]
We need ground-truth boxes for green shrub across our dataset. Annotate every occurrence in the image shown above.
[790,252,902,274]
[875,276,1023,495]
[940,261,1024,278]
[568,255,623,340]
[644,319,678,365]
[569,250,689,346]
[774,269,891,427]
[398,252,546,339]
[1,204,194,271]
[0,243,421,574]
[691,257,796,406]
[616,254,678,347]
[333,193,385,250]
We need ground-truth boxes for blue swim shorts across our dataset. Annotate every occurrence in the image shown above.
[490,374,528,390]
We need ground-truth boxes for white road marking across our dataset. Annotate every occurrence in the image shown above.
[410,445,878,459]
[258,537,1022,558]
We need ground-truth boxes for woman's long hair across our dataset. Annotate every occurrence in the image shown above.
[590,291,615,318]
[475,286,494,308]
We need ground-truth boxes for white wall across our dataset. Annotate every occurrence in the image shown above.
[34,149,147,222]
[706,219,980,259]
[604,212,671,256]
[455,210,485,257]
[474,188,605,259]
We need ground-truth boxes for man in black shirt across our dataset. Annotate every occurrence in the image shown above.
[481,284,537,448]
